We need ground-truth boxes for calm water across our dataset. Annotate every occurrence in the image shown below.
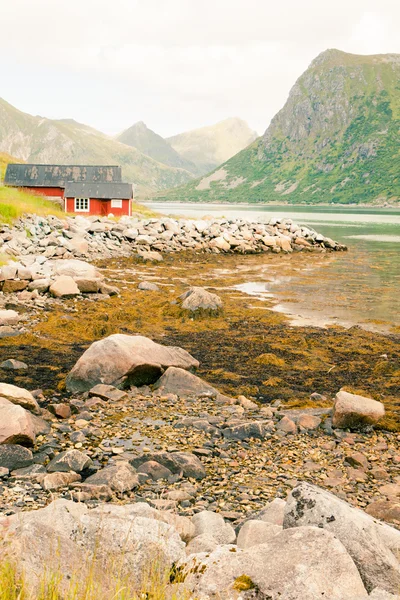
[147,203,400,332]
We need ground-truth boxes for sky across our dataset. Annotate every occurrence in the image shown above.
[1,0,399,138]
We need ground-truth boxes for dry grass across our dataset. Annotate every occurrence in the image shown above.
[0,186,65,224]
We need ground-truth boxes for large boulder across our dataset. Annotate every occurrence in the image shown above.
[237,520,282,549]
[332,390,385,429]
[0,382,40,413]
[180,287,223,312]
[65,334,199,392]
[192,511,236,545]
[183,527,367,599]
[283,483,400,594]
[0,400,35,445]
[0,499,185,594]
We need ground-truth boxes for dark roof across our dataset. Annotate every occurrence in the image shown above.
[4,164,122,187]
[64,182,133,199]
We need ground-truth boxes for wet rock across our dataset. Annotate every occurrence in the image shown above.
[0,383,39,413]
[180,286,223,312]
[47,449,93,474]
[283,482,400,594]
[192,511,236,544]
[332,391,385,429]
[237,519,282,549]
[49,276,80,298]
[0,444,33,471]
[0,401,35,446]
[66,334,199,392]
[84,461,139,493]
[0,359,28,370]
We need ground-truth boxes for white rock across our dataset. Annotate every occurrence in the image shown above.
[237,520,282,549]
[332,390,385,429]
[49,276,80,298]
[0,383,39,413]
[192,511,236,545]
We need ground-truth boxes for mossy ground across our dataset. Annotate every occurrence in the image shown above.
[0,252,398,431]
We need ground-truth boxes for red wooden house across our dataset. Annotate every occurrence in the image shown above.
[4,164,122,199]
[64,182,133,216]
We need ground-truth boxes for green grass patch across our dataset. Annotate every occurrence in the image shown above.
[0,186,65,224]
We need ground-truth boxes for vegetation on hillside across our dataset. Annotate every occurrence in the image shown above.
[159,50,400,205]
[0,186,65,223]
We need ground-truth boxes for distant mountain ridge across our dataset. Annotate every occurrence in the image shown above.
[159,49,400,205]
[167,118,258,174]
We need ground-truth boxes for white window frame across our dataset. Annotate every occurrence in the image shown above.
[74,197,90,212]
[111,198,123,208]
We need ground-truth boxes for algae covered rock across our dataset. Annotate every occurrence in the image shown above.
[180,286,223,312]
[332,390,385,429]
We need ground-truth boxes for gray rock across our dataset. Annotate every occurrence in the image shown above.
[192,511,236,545]
[47,449,93,474]
[131,451,206,480]
[138,281,160,291]
[66,334,199,392]
[0,359,28,370]
[237,520,282,549]
[186,533,219,555]
[84,461,139,493]
[88,384,128,402]
[180,286,223,312]
[0,444,33,470]
[153,366,218,398]
[223,421,272,440]
[257,498,286,526]
[283,483,400,594]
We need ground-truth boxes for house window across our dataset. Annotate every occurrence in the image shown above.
[75,198,90,212]
[111,198,122,208]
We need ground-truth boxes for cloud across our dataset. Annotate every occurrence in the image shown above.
[1,0,399,136]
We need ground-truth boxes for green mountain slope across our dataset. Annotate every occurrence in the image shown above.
[160,50,400,205]
[0,99,194,198]
[116,121,199,174]
[167,118,258,175]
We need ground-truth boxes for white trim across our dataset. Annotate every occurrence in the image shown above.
[74,197,90,212]
[111,198,122,208]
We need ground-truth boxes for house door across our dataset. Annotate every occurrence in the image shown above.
[101,201,109,216]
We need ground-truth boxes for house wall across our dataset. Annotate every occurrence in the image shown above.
[21,186,64,198]
[65,197,131,216]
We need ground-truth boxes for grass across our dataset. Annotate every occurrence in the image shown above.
[0,186,65,224]
[0,557,192,600]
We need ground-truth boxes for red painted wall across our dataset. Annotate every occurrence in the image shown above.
[65,197,131,216]
[21,186,64,198]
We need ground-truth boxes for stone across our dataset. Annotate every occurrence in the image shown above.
[0,401,35,446]
[0,444,33,470]
[180,287,223,312]
[27,278,50,293]
[379,484,400,499]
[47,449,93,473]
[84,461,139,493]
[74,278,101,293]
[183,528,367,600]
[297,414,321,430]
[48,403,71,419]
[258,498,286,526]
[138,281,160,291]
[88,384,128,402]
[186,534,219,554]
[0,382,40,413]
[366,501,400,526]
[344,451,370,471]
[49,276,80,298]
[0,309,20,326]
[52,259,100,279]
[0,359,28,370]
[2,280,29,293]
[153,367,218,398]
[136,460,173,481]
[276,415,297,434]
[237,519,282,549]
[223,421,272,440]
[12,464,46,479]
[332,390,385,429]
[192,511,236,544]
[41,471,82,491]
[98,282,119,295]
[131,451,206,480]
[71,483,113,501]
[0,264,18,280]
[66,334,199,392]
[137,250,163,262]
[283,483,400,594]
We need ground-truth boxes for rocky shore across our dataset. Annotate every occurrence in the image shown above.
[0,333,399,598]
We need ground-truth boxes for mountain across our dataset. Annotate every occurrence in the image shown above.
[0,99,194,198]
[167,118,258,174]
[160,50,400,205]
[116,121,199,174]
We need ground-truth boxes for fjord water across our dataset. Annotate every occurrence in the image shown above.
[147,202,400,332]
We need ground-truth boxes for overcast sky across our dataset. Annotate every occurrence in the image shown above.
[1,0,399,138]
